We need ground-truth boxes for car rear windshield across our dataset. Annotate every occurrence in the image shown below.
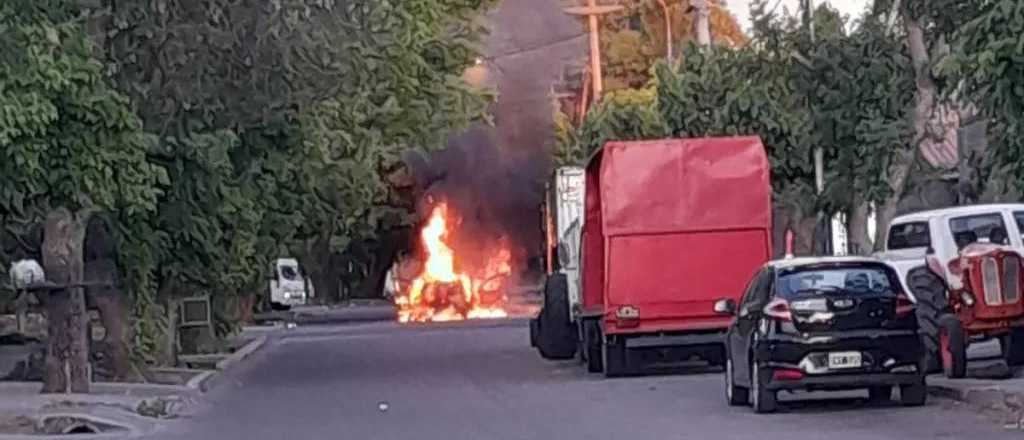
[949,213,1008,249]
[887,222,930,249]
[777,266,898,298]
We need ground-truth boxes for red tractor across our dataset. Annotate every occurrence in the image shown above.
[911,243,1024,378]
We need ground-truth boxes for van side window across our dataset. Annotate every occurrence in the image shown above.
[949,213,1008,249]
[887,222,930,249]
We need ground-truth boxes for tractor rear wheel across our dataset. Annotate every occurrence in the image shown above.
[908,265,948,374]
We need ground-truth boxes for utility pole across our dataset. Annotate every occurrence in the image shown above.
[564,0,623,102]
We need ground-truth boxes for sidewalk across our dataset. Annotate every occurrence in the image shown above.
[0,332,266,438]
[928,340,1024,429]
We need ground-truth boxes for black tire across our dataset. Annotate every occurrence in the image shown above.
[939,314,967,379]
[270,302,291,312]
[751,362,777,413]
[603,337,631,378]
[900,376,928,407]
[536,274,577,360]
[1001,328,1024,367]
[725,357,749,406]
[583,319,603,373]
[529,318,539,347]
[908,265,948,374]
[868,386,891,403]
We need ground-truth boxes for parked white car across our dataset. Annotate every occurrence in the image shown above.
[268,258,312,310]
[875,204,1024,298]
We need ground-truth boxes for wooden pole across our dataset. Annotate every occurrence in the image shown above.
[691,0,711,47]
[564,2,623,102]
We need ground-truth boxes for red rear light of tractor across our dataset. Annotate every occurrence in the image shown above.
[895,293,914,317]
[763,298,792,322]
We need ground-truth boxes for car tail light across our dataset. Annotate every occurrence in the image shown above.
[763,298,792,322]
[982,257,1002,305]
[772,368,804,381]
[895,293,914,317]
[1003,254,1020,304]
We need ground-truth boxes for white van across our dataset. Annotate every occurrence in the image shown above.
[269,258,313,310]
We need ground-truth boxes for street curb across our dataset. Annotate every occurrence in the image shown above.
[193,335,268,393]
[929,382,1024,427]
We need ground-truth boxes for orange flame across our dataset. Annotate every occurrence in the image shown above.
[398,203,510,323]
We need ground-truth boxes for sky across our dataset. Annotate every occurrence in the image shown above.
[727,0,871,31]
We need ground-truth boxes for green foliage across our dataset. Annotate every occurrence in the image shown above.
[943,0,1024,192]
[597,0,749,91]
[657,43,814,203]
[555,87,667,166]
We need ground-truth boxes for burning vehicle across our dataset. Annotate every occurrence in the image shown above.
[391,202,512,323]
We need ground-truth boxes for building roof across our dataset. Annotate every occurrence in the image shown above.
[892,204,1024,224]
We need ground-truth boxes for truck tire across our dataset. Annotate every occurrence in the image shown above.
[583,319,603,373]
[603,337,631,378]
[1001,328,1024,367]
[536,274,577,360]
[908,265,947,374]
[939,314,967,378]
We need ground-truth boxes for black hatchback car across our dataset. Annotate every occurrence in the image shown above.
[716,257,926,413]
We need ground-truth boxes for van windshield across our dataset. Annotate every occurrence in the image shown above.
[280,265,299,281]
[777,266,897,298]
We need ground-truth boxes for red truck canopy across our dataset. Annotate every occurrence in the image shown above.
[581,137,773,334]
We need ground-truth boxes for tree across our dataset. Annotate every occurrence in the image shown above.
[288,0,498,302]
[0,0,163,392]
[938,1,1024,193]
[598,0,749,91]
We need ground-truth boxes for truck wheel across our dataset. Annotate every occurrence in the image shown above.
[603,337,630,378]
[725,358,749,406]
[1001,328,1024,367]
[583,319,603,373]
[899,376,927,407]
[939,314,967,378]
[908,266,947,374]
[536,274,577,360]
[751,362,777,414]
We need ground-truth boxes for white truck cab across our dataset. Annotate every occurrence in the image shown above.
[545,167,585,320]
[875,204,1024,297]
[269,258,312,309]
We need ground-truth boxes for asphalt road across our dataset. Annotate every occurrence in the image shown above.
[150,320,1019,440]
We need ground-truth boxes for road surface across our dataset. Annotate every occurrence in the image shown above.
[150,320,1019,440]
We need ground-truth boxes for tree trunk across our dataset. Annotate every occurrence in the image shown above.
[84,216,132,381]
[359,230,410,299]
[161,300,178,367]
[657,0,673,61]
[872,14,937,250]
[40,208,90,394]
[848,200,873,255]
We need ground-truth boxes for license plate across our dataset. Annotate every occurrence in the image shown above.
[828,351,862,369]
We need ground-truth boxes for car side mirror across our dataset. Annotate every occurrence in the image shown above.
[714,298,737,316]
